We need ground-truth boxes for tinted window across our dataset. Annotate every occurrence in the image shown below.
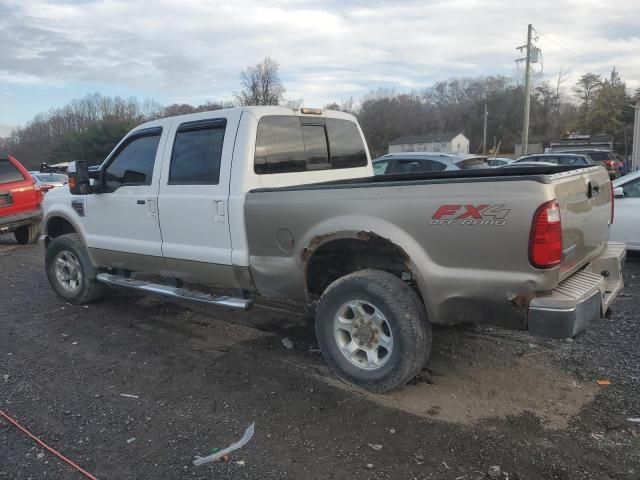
[0,159,25,184]
[622,178,640,198]
[302,125,329,170]
[169,121,226,184]
[458,158,490,169]
[104,131,161,191]
[387,159,446,174]
[557,156,588,166]
[373,160,389,175]
[254,116,367,174]
[325,118,367,168]
[584,151,611,162]
[255,116,306,174]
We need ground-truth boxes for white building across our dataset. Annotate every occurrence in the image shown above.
[388,132,469,154]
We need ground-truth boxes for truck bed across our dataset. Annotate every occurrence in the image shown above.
[245,164,612,330]
[249,165,591,193]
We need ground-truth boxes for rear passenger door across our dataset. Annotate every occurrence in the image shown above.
[158,111,242,283]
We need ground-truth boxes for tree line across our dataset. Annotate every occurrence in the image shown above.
[1,57,637,169]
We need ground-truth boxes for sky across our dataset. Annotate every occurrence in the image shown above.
[1,0,639,136]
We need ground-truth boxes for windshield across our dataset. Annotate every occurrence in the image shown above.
[35,173,68,183]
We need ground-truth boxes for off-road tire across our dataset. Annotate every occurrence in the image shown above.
[315,269,431,393]
[45,233,105,304]
[14,224,40,245]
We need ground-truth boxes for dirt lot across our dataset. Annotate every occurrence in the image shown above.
[1,237,638,480]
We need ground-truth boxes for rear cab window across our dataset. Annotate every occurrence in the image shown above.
[254,116,367,174]
[0,159,26,184]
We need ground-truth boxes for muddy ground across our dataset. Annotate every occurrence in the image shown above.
[1,237,638,479]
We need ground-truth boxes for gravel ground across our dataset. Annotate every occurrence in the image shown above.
[0,238,638,480]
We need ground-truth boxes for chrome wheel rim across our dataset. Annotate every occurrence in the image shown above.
[54,250,83,293]
[333,300,393,370]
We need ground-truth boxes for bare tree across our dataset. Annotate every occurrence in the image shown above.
[235,57,285,106]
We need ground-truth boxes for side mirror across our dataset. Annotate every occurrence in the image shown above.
[613,186,624,198]
[68,161,92,195]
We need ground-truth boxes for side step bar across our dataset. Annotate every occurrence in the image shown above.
[96,273,253,310]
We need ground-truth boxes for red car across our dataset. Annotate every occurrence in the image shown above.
[0,153,43,244]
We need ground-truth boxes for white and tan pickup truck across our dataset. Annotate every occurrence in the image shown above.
[41,106,625,392]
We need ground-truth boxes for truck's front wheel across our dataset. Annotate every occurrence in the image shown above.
[315,269,431,393]
[45,233,105,304]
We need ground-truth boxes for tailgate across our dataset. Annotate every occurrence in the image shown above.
[552,166,611,278]
[0,159,39,219]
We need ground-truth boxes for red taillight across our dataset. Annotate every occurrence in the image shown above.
[603,160,615,168]
[610,182,615,225]
[529,200,562,268]
[34,184,44,205]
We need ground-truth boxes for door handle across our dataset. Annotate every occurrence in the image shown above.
[214,200,226,223]
[136,199,146,205]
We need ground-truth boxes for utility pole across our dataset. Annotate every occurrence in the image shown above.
[516,24,536,156]
[482,99,488,155]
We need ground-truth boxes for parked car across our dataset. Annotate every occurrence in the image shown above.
[609,169,640,251]
[41,106,624,392]
[558,150,620,179]
[486,157,513,167]
[0,153,43,244]
[512,153,593,166]
[30,171,68,192]
[373,152,490,174]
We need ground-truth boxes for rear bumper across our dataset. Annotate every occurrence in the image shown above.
[0,209,42,233]
[528,242,626,338]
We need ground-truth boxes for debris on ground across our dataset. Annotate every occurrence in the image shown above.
[628,418,640,423]
[193,422,255,466]
[367,443,383,451]
[3,374,9,381]
[281,337,294,350]
[120,393,139,399]
[488,465,501,479]
[414,453,424,465]
[235,460,245,466]
[596,379,611,386]
[36,453,44,459]
[366,463,373,469]
[127,437,136,444]
[389,428,396,434]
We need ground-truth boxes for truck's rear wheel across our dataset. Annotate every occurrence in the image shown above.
[45,233,105,304]
[315,269,431,393]
[14,224,40,245]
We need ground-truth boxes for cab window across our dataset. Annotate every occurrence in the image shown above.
[103,129,161,191]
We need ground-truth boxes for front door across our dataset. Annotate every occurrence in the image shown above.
[85,126,169,271]
[157,111,242,285]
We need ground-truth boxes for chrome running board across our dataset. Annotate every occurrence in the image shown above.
[96,273,252,310]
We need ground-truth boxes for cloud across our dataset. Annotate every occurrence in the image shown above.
[0,0,639,110]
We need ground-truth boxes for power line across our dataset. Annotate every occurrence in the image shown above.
[533,28,587,63]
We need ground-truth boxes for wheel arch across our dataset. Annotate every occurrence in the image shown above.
[43,213,84,247]
[302,229,433,320]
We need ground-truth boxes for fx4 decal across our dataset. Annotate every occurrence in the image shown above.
[430,204,511,226]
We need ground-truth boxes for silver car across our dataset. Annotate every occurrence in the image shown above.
[29,171,68,192]
[373,152,490,175]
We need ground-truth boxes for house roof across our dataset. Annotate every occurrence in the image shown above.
[389,132,466,145]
